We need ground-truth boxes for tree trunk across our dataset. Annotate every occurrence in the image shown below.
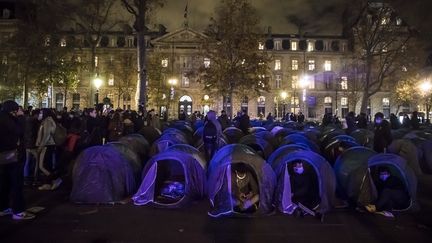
[135,3,147,110]
[22,78,29,108]
[360,91,369,114]
[63,86,68,109]
[89,45,96,107]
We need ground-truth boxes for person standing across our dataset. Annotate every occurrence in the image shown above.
[373,112,392,153]
[0,100,35,220]
[203,110,222,161]
[238,110,250,135]
[217,110,230,131]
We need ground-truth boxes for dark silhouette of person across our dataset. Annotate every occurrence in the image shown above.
[373,112,392,153]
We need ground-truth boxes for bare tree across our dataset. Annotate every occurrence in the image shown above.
[121,0,165,111]
[196,0,271,117]
[73,0,120,107]
[349,1,417,113]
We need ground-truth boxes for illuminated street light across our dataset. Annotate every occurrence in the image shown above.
[204,94,209,101]
[167,78,178,119]
[93,76,103,105]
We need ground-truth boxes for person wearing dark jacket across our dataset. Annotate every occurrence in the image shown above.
[389,113,401,129]
[238,110,250,135]
[366,166,410,213]
[217,110,230,131]
[290,161,320,215]
[0,100,35,220]
[373,112,392,153]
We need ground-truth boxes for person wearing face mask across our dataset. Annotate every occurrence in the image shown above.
[290,161,320,217]
[373,112,392,153]
[365,166,410,213]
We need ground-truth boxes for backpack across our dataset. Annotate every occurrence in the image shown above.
[53,122,67,146]
[203,121,217,144]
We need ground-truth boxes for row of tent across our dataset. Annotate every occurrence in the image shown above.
[70,120,422,217]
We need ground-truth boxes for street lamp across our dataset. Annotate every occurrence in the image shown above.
[280,91,288,119]
[167,78,178,119]
[420,80,432,123]
[203,94,210,115]
[299,75,309,118]
[93,76,103,106]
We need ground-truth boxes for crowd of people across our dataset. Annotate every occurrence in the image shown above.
[0,99,420,220]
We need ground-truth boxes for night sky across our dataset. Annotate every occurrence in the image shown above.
[154,0,346,35]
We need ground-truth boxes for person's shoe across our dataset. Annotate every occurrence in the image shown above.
[12,212,35,220]
[365,204,376,213]
[38,184,52,191]
[0,208,12,217]
[51,178,62,190]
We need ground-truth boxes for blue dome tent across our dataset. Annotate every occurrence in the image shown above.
[70,146,137,204]
[207,144,276,217]
[272,151,336,215]
[133,149,207,208]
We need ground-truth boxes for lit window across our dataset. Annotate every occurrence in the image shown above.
[181,73,190,87]
[324,60,332,71]
[291,41,297,51]
[275,74,281,89]
[292,75,298,89]
[307,41,314,52]
[308,59,315,71]
[161,58,168,67]
[341,97,348,106]
[396,18,402,26]
[341,76,348,90]
[275,59,281,70]
[95,56,98,67]
[76,56,81,63]
[381,17,389,25]
[324,96,332,104]
[402,66,407,72]
[383,98,390,106]
[291,59,298,70]
[60,38,66,47]
[258,42,264,50]
[291,97,299,105]
[127,38,134,47]
[274,40,282,50]
[108,74,114,86]
[44,37,50,46]
[203,58,210,68]
[1,56,7,65]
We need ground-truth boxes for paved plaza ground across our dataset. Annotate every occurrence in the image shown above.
[0,175,431,243]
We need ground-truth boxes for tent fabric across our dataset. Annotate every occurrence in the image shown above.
[249,127,267,134]
[105,142,142,181]
[70,146,137,204]
[167,144,207,169]
[419,139,432,173]
[254,131,279,148]
[118,134,150,162]
[272,150,336,214]
[280,134,320,153]
[138,126,162,145]
[333,147,377,204]
[368,153,418,211]
[239,135,274,159]
[223,127,245,144]
[387,139,423,175]
[350,129,374,147]
[149,131,190,156]
[168,123,194,143]
[207,144,276,216]
[133,150,207,208]
[267,144,311,168]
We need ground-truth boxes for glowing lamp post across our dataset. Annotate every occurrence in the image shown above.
[93,76,103,106]
[420,80,432,123]
[168,78,178,119]
[280,91,288,118]
[299,75,309,118]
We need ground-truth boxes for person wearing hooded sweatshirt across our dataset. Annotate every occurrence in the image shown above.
[0,100,35,220]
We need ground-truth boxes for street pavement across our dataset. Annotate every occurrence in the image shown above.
[1,176,431,243]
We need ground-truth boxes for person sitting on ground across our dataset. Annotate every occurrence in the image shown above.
[365,166,410,213]
[231,164,260,213]
[290,161,320,217]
